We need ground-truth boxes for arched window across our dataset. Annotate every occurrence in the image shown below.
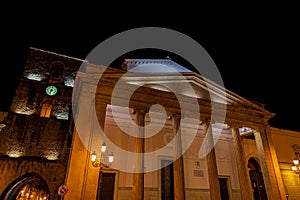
[49,61,64,84]
[40,101,52,118]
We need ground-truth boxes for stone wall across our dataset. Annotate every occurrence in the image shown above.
[10,79,73,120]
[0,113,73,199]
[23,47,83,86]
[270,128,300,200]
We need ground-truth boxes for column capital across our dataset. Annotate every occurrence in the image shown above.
[94,100,107,107]
[229,125,241,131]
[166,113,187,121]
[133,107,149,115]
[252,128,261,135]
[199,118,215,126]
[171,113,182,119]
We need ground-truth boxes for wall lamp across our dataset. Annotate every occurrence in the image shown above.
[291,152,300,178]
[91,142,114,168]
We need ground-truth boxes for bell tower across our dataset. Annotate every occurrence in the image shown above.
[0,47,83,200]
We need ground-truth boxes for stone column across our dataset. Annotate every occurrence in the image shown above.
[203,122,221,200]
[132,108,146,200]
[95,102,108,200]
[253,129,285,200]
[231,127,254,200]
[95,101,107,130]
[64,100,107,200]
[172,114,185,200]
[264,128,286,199]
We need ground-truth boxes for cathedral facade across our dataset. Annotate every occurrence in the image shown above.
[0,47,299,200]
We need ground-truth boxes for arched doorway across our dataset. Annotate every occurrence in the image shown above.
[248,158,268,200]
[0,173,50,200]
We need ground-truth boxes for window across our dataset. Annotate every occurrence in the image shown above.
[40,102,52,118]
[49,61,64,84]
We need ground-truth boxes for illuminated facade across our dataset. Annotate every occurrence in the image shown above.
[0,47,299,200]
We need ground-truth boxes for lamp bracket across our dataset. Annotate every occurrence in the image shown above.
[92,160,111,168]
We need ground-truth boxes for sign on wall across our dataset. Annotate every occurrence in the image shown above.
[58,185,68,196]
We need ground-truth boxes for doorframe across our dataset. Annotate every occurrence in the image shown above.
[101,168,119,200]
[247,157,268,200]
[218,175,233,200]
[158,156,174,200]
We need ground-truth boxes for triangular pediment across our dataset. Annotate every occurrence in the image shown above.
[119,59,269,114]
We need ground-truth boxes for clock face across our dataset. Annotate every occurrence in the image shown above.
[45,85,58,96]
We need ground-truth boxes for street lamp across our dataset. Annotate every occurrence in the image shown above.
[91,142,114,168]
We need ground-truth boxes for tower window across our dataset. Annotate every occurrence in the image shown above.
[49,61,64,84]
[40,102,52,118]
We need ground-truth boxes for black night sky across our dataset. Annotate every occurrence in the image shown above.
[0,9,299,132]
